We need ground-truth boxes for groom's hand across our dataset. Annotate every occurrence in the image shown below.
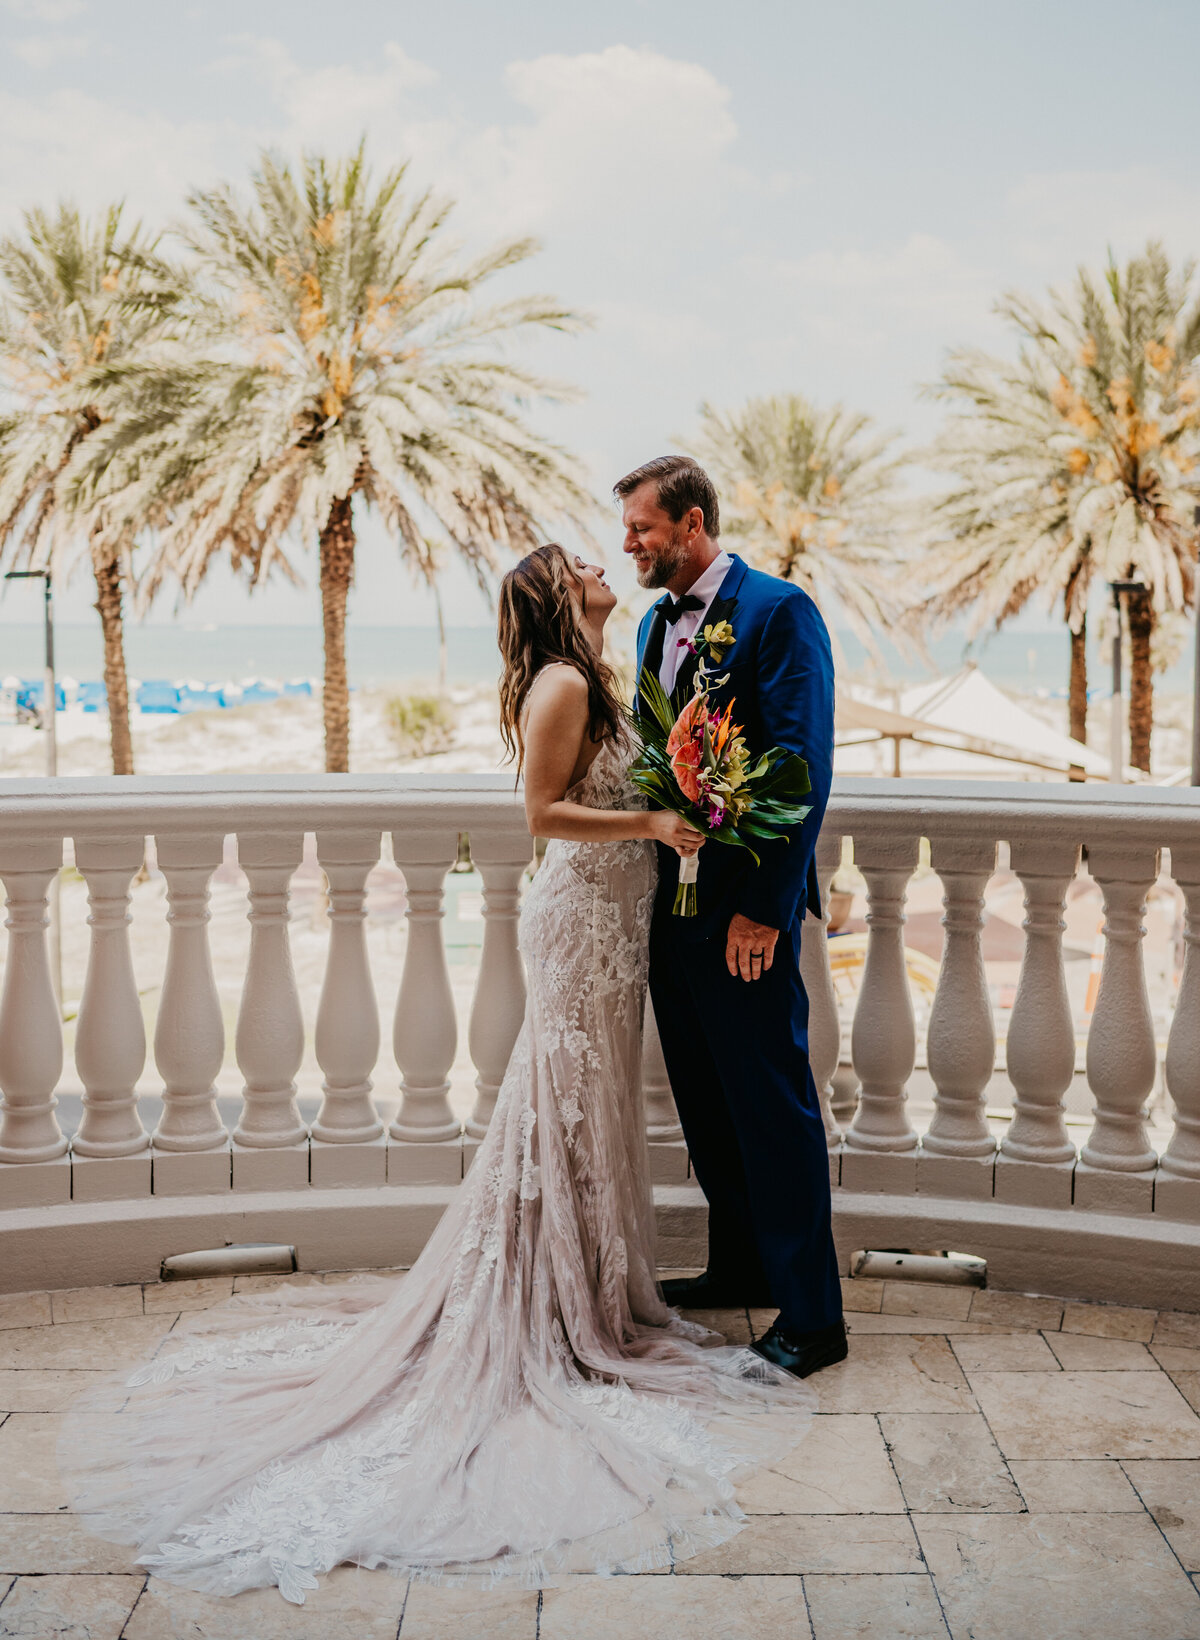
[726,913,779,983]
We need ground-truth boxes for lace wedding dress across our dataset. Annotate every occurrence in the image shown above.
[59,731,814,1603]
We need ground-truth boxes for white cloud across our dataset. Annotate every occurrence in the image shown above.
[3,0,85,18]
[213,36,444,159]
[1005,165,1200,277]
[459,45,739,235]
[0,87,232,226]
[11,32,88,67]
[749,232,995,360]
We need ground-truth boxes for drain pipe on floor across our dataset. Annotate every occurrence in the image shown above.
[160,1244,298,1281]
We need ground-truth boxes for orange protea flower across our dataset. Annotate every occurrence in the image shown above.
[666,694,707,803]
[710,700,741,759]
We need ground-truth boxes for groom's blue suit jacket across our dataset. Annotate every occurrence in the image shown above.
[635,554,834,942]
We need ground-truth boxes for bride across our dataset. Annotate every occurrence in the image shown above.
[59,542,814,1604]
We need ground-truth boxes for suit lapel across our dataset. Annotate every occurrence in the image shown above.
[635,599,670,710]
[669,556,747,707]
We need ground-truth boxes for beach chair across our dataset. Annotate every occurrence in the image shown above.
[239,682,280,705]
[137,681,181,714]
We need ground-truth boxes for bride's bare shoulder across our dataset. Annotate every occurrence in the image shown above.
[526,663,587,710]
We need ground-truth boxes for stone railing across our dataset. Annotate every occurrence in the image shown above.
[0,774,1198,1310]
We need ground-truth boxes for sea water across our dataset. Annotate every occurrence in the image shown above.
[0,621,1193,696]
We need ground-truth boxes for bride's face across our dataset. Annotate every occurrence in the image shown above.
[568,555,617,627]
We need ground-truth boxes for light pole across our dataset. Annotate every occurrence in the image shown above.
[5,568,56,779]
[1192,505,1200,786]
[5,567,61,1005]
[1107,578,1144,784]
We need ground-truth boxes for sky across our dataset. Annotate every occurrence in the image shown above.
[3,0,1200,633]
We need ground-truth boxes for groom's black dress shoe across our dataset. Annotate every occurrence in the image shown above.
[751,1319,848,1379]
[660,1273,775,1310]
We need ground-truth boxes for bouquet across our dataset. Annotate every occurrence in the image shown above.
[628,621,813,916]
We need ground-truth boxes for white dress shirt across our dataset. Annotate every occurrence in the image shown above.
[659,550,733,691]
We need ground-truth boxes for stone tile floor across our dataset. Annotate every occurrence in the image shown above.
[2,1270,1200,1638]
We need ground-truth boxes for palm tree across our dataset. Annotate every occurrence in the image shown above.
[79,145,596,772]
[919,347,1097,761]
[0,203,176,775]
[682,394,910,662]
[923,242,1200,773]
[413,538,449,695]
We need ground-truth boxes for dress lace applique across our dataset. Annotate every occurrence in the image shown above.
[58,727,814,1603]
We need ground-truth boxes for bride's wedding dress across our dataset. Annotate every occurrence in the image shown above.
[60,733,813,1603]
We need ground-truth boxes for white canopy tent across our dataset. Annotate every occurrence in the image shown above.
[835,664,1124,781]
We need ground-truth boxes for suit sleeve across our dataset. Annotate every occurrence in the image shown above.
[735,591,834,931]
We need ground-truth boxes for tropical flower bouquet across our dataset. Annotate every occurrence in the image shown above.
[629,623,813,916]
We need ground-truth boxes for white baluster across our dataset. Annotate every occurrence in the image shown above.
[844,833,920,1190]
[1077,841,1159,1213]
[641,995,690,1184]
[72,838,150,1202]
[311,830,385,1187]
[232,833,308,1191]
[996,839,1079,1208]
[152,835,229,1194]
[389,830,461,1183]
[466,833,530,1139]
[800,831,843,1153]
[1157,845,1200,1220]
[920,837,998,1195]
[0,842,69,1208]
[642,996,683,1141]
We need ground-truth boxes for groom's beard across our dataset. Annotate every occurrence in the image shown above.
[636,526,689,589]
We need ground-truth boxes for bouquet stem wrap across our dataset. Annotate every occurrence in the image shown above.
[674,852,700,917]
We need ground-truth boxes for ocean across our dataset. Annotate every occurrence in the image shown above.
[0,621,1194,697]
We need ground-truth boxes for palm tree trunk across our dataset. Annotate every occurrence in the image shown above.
[320,494,355,773]
[434,580,447,695]
[1127,586,1154,774]
[92,548,134,776]
[1068,618,1088,782]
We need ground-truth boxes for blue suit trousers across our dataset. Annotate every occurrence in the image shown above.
[648,908,843,1334]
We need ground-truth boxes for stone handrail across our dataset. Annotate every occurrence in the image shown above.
[0,773,1198,1308]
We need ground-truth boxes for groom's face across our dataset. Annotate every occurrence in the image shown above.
[621,482,690,590]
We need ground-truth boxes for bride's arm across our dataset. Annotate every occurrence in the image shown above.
[522,667,701,852]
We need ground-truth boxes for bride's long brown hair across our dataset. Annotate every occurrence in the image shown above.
[498,543,625,770]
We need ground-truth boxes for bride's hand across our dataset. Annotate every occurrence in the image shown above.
[648,811,707,857]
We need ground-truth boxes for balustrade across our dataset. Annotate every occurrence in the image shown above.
[844,833,920,1189]
[920,837,998,1196]
[1160,844,1200,1219]
[152,835,228,1194]
[232,833,308,1190]
[389,830,461,1181]
[72,838,150,1201]
[1077,842,1160,1213]
[0,775,1198,1305]
[311,830,385,1187]
[996,839,1080,1206]
[466,834,530,1140]
[799,831,843,1158]
[0,841,67,1206]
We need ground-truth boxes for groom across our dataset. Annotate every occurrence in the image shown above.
[619,455,846,1379]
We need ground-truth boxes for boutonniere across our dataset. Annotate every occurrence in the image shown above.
[676,617,735,666]
[677,619,736,695]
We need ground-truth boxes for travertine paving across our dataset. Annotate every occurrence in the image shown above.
[2,1270,1200,1639]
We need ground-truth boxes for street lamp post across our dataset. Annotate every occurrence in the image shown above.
[4,568,61,1004]
[4,568,56,779]
[1107,578,1144,784]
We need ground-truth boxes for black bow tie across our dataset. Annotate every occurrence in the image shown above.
[661,593,704,626]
